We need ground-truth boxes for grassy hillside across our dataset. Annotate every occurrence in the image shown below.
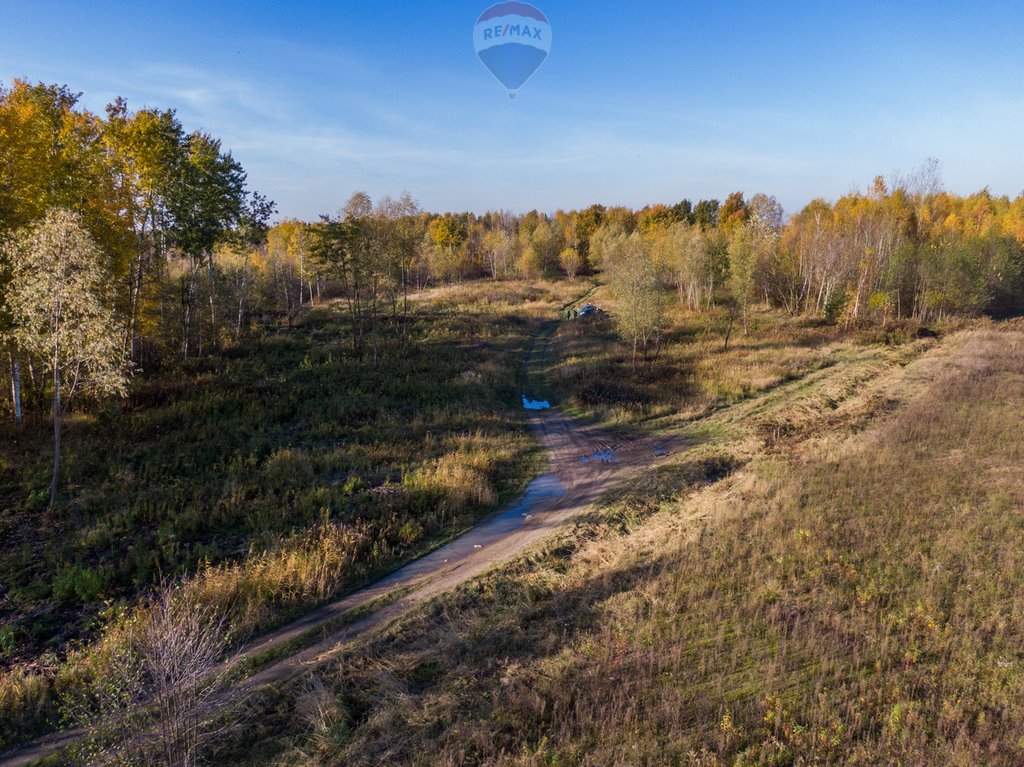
[222,322,1024,766]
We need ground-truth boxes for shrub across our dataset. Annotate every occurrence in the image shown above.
[52,566,106,605]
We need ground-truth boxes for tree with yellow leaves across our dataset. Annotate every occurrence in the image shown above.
[2,209,128,505]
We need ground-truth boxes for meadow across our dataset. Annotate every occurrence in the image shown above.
[4,70,1024,767]
[1,275,1013,765]
[211,320,1024,767]
[552,285,931,427]
[0,279,589,750]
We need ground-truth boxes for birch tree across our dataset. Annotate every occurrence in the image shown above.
[661,222,708,310]
[3,209,128,505]
[559,247,582,279]
[727,225,757,334]
[102,100,184,364]
[165,133,246,358]
[605,232,665,370]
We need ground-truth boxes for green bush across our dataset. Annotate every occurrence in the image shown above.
[0,625,17,659]
[51,566,106,605]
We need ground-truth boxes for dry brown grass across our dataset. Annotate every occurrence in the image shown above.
[224,322,1024,767]
[549,288,934,426]
[0,279,572,752]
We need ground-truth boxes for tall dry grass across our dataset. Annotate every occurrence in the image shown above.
[0,425,533,751]
[234,324,1024,767]
[550,292,933,425]
[0,281,560,751]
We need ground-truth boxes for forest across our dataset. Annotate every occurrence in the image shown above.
[4,81,1024,429]
[2,80,1024,765]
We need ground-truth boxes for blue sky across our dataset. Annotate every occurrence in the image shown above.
[3,1,1023,221]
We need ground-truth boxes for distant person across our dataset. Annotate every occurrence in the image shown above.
[573,308,579,319]
[567,309,572,320]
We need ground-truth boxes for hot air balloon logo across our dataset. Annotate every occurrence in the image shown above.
[473,2,551,99]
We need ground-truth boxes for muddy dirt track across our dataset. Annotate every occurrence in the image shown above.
[0,317,674,767]
[227,403,675,693]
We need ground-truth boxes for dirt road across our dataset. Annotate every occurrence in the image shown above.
[0,317,674,767]
[227,404,674,694]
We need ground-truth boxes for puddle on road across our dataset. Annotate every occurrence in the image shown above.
[522,395,551,410]
[496,474,565,529]
[580,449,616,464]
[380,474,566,583]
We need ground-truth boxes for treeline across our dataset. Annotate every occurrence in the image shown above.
[301,177,1024,371]
[0,81,275,369]
[4,79,1024,435]
[303,175,1024,350]
[0,79,276,501]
